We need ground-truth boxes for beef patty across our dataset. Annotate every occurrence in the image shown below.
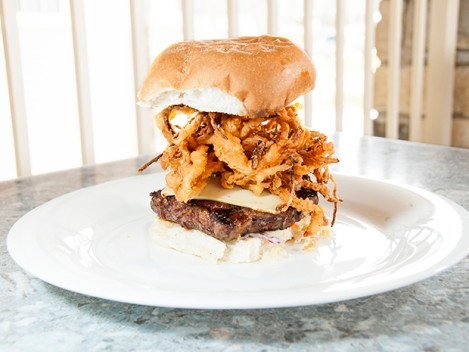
[150,188,318,242]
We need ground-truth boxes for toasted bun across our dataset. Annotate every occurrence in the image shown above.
[138,35,315,117]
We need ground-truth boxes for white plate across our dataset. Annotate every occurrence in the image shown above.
[7,173,469,309]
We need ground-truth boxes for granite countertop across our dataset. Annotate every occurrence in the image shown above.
[1,134,468,351]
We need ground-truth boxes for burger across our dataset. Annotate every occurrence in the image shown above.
[137,35,339,262]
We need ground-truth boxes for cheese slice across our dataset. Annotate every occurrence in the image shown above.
[162,179,284,213]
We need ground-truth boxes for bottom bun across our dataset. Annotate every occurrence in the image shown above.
[149,217,296,263]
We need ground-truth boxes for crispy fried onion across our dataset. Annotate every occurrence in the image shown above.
[149,104,340,237]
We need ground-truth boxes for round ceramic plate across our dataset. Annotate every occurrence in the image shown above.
[7,173,469,309]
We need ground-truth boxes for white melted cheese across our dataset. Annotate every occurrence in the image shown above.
[162,179,284,214]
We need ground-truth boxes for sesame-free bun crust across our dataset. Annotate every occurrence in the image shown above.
[138,36,316,117]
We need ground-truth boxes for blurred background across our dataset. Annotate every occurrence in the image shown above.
[0,0,467,181]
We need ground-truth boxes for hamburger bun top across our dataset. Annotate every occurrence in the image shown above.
[138,35,315,117]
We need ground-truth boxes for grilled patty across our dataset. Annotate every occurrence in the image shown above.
[150,188,318,242]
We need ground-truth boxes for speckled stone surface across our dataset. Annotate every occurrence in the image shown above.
[1,134,468,351]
